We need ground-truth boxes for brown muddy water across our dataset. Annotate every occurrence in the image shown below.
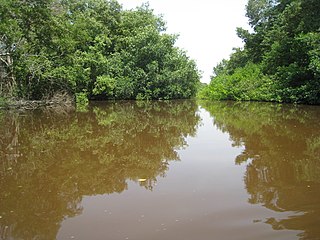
[0,100,319,240]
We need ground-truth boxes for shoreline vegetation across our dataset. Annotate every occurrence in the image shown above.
[1,0,319,108]
[199,0,320,105]
[0,92,74,110]
[0,0,200,105]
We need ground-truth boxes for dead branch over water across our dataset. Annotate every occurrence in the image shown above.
[1,91,75,111]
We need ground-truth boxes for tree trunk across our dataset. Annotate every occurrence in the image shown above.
[0,53,16,97]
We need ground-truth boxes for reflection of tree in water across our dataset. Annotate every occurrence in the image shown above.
[201,101,320,239]
[0,100,200,240]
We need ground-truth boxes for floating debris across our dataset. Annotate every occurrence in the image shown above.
[138,179,147,182]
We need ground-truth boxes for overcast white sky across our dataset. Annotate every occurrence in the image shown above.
[117,0,250,83]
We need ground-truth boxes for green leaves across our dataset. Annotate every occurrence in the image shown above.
[93,75,116,96]
[202,0,320,104]
[1,0,199,100]
[199,63,275,101]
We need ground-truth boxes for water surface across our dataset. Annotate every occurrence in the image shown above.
[0,100,319,239]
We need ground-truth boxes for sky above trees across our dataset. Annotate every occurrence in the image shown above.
[118,0,250,83]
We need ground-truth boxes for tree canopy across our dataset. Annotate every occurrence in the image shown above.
[0,0,200,101]
[200,0,320,104]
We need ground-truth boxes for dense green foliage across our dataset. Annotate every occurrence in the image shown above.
[200,0,320,104]
[201,100,320,238]
[0,0,200,100]
[0,96,8,108]
[0,100,200,239]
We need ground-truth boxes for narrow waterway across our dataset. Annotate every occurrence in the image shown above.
[0,100,319,239]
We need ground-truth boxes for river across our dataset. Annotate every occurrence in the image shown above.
[0,100,319,240]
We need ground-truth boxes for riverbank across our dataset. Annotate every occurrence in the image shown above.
[0,92,75,110]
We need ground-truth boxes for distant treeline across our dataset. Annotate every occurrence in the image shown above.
[200,0,320,104]
[0,0,200,101]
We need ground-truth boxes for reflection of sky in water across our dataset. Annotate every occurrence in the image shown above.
[57,107,301,240]
[1,101,319,240]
